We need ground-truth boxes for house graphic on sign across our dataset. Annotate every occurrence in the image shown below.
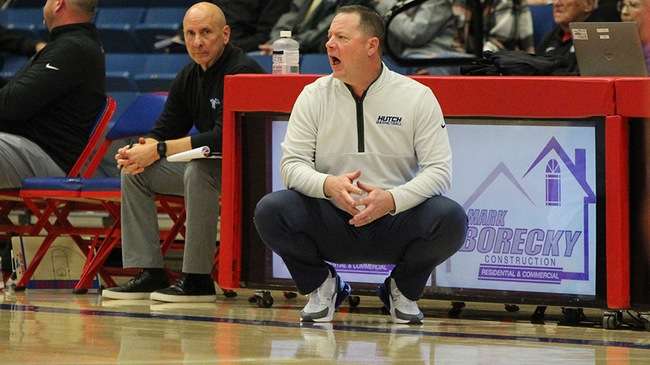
[443,136,595,284]
[522,136,596,281]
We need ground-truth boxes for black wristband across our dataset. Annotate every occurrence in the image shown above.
[156,141,167,158]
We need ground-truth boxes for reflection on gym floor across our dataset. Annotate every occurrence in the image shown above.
[1,289,649,364]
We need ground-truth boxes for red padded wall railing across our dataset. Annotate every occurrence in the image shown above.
[219,75,629,308]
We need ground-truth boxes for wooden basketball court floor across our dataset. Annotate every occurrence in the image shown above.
[1,288,649,364]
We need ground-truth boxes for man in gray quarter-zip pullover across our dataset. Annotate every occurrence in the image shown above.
[254,5,467,325]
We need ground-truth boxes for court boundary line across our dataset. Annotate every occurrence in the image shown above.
[1,303,648,350]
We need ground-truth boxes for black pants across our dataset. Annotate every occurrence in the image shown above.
[254,190,468,300]
[0,239,11,273]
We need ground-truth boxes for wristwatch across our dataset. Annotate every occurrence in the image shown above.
[156,141,167,159]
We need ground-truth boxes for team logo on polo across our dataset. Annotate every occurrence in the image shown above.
[376,115,402,126]
[210,98,221,109]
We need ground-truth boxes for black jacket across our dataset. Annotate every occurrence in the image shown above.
[147,44,264,152]
[535,26,578,75]
[0,23,106,172]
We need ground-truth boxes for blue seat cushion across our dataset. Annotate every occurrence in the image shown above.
[21,177,83,191]
[80,178,121,191]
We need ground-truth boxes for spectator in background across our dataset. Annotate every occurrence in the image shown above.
[259,0,372,54]
[453,0,536,54]
[588,0,621,21]
[374,0,466,75]
[212,0,291,52]
[0,25,46,86]
[535,0,596,74]
[620,0,650,71]
[0,0,104,188]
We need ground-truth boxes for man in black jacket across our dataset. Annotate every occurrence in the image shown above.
[0,0,104,188]
[102,2,264,303]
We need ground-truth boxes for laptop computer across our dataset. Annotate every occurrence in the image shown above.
[570,21,648,77]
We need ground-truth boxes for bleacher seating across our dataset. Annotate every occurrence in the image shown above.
[530,4,555,48]
[300,54,332,74]
[105,53,146,91]
[5,0,45,7]
[0,7,46,39]
[93,0,152,6]
[0,54,28,79]
[134,53,190,92]
[133,7,186,53]
[95,7,145,53]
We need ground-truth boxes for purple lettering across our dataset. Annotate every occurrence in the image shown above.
[510,228,527,254]
[564,230,581,257]
[477,227,496,253]
[525,229,544,255]
[487,210,497,226]
[479,209,489,225]
[460,226,478,251]
[496,210,507,226]
[543,230,562,256]
[468,209,480,225]
[494,228,513,254]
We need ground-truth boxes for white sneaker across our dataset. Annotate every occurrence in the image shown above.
[378,278,424,324]
[300,273,350,322]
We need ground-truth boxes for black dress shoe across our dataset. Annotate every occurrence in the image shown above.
[150,273,217,303]
[102,269,169,300]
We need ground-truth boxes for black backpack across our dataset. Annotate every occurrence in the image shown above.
[461,50,574,76]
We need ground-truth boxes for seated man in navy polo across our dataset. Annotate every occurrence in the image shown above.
[102,2,263,303]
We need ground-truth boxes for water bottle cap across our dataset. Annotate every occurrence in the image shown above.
[280,30,292,38]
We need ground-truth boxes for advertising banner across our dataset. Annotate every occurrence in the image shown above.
[437,121,597,296]
[271,119,598,294]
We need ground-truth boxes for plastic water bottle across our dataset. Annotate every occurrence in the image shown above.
[272,30,300,74]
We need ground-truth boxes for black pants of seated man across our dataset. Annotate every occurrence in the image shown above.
[254,190,468,300]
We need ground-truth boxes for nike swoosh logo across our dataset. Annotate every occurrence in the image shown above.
[45,63,60,70]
